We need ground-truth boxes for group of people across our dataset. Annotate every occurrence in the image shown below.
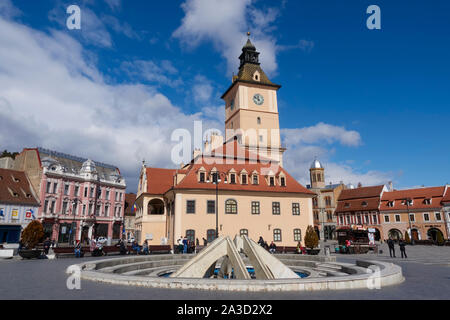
[257,236,307,255]
[387,238,407,258]
[176,236,198,254]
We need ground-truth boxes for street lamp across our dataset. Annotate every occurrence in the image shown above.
[404,198,414,245]
[207,171,228,240]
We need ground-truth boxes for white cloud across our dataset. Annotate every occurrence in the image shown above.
[173,0,279,75]
[0,0,21,19]
[282,123,362,147]
[48,6,113,48]
[282,123,391,187]
[0,16,221,192]
[104,0,121,11]
[120,60,183,87]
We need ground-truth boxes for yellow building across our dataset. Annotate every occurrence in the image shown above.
[134,37,315,247]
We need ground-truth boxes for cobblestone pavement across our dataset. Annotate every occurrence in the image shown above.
[0,245,449,300]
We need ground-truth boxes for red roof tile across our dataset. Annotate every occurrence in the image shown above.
[0,168,39,206]
[338,185,385,201]
[443,188,450,203]
[146,168,176,195]
[380,186,446,211]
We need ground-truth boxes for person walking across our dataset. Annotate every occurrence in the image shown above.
[182,237,188,254]
[399,239,407,258]
[43,237,51,255]
[387,238,396,258]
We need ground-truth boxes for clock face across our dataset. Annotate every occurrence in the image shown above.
[253,93,264,105]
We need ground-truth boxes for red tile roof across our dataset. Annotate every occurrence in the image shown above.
[144,139,313,196]
[0,168,39,206]
[339,185,385,200]
[380,186,446,211]
[335,185,385,213]
[146,168,177,195]
[443,187,450,203]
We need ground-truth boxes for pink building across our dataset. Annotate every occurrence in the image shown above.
[13,148,126,245]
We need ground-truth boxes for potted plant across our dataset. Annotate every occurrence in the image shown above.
[19,220,44,259]
[304,225,320,255]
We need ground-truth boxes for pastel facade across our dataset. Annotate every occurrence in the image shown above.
[135,141,315,247]
[0,169,40,245]
[13,148,126,245]
[380,186,449,241]
[335,185,387,241]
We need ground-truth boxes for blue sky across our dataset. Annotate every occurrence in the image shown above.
[0,0,449,192]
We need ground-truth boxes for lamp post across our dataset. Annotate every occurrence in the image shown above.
[208,172,228,240]
[405,198,414,245]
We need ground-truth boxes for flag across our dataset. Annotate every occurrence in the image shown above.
[132,202,137,213]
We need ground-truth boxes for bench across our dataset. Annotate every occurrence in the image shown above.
[149,245,171,254]
[53,246,90,257]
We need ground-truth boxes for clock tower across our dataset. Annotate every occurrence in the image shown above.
[221,35,285,166]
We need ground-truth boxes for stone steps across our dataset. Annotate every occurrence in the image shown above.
[99,258,190,274]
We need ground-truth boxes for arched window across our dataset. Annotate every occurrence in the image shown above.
[273,229,282,242]
[186,229,195,244]
[293,229,302,241]
[207,229,216,243]
[240,229,248,237]
[225,199,237,214]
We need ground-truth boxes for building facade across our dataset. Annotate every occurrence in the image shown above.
[380,186,449,241]
[13,148,126,245]
[307,159,345,240]
[135,140,315,247]
[442,187,450,239]
[124,193,136,241]
[135,38,315,247]
[0,168,40,246]
[335,185,387,241]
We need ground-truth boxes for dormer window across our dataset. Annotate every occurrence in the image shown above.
[199,172,205,183]
[280,177,286,187]
[8,188,19,198]
[387,201,394,207]
[252,174,258,185]
[269,177,275,186]
[241,174,247,185]
[362,201,368,207]
[12,176,20,182]
[230,173,236,184]
[253,71,260,82]
[344,203,350,208]
[423,198,431,205]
